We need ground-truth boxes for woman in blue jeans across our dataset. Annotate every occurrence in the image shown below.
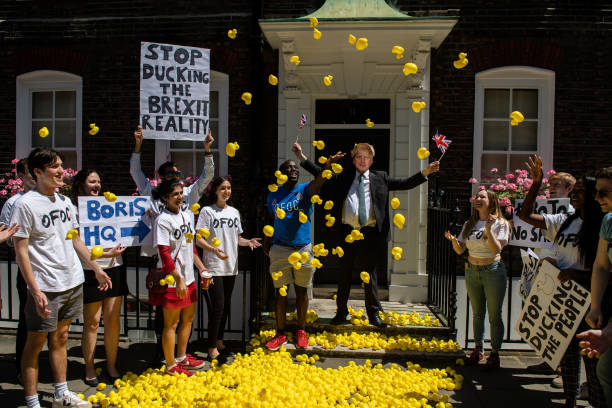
[445,189,509,370]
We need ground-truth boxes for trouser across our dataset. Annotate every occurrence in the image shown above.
[336,225,384,319]
[465,261,507,350]
[561,319,606,407]
[203,275,236,349]
[16,270,27,373]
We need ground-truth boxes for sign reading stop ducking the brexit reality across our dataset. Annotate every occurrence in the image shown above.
[78,196,152,248]
[515,261,590,369]
[140,41,210,141]
[511,198,571,248]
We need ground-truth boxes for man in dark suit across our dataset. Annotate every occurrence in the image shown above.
[293,142,439,327]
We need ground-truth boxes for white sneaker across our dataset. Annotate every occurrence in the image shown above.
[52,391,92,407]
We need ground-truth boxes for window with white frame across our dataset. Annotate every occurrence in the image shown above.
[155,71,228,179]
[473,67,555,181]
[16,71,83,169]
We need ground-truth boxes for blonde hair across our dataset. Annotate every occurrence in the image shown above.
[548,172,576,189]
[461,190,508,241]
[351,143,375,158]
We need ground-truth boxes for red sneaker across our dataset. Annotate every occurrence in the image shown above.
[265,333,288,351]
[179,354,205,370]
[296,330,308,349]
[165,363,193,377]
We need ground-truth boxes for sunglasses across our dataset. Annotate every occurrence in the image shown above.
[595,189,611,198]
[165,171,182,178]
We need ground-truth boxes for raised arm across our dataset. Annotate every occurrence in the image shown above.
[444,230,467,255]
[185,128,215,205]
[519,155,547,229]
[130,125,153,196]
[387,161,440,191]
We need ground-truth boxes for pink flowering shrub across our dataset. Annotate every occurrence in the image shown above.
[469,167,553,218]
[0,158,77,199]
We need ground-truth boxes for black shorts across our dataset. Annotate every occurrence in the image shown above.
[83,266,129,304]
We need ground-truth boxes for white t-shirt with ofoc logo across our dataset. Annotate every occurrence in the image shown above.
[154,209,195,287]
[11,191,84,292]
[196,205,243,276]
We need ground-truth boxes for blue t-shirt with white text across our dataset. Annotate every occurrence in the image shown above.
[600,213,612,265]
[266,182,313,246]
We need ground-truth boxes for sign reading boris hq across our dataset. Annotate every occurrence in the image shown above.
[78,196,153,248]
[510,198,571,248]
[140,41,210,141]
[515,261,590,369]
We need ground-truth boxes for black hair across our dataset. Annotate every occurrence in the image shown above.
[27,148,63,181]
[205,176,233,206]
[158,161,177,178]
[152,179,183,201]
[279,160,296,173]
[71,169,100,203]
[555,176,603,269]
[16,158,27,175]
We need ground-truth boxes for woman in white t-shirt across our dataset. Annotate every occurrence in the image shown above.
[72,169,126,386]
[445,189,509,370]
[151,179,209,377]
[521,156,605,408]
[196,177,261,363]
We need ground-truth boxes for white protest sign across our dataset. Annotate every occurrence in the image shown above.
[519,248,539,301]
[78,196,152,248]
[510,198,571,248]
[140,41,210,141]
[515,261,590,369]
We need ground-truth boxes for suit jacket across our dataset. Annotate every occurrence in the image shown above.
[301,159,428,242]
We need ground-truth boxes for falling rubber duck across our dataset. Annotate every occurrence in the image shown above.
[318,156,328,164]
[355,38,368,51]
[39,126,49,138]
[103,192,117,202]
[332,246,344,258]
[365,118,374,128]
[360,271,370,284]
[279,285,288,297]
[268,74,278,86]
[298,211,308,223]
[348,34,356,44]
[227,29,237,39]
[65,229,79,240]
[276,174,288,185]
[453,52,468,69]
[417,147,430,160]
[198,228,210,239]
[391,197,400,210]
[324,214,335,227]
[391,246,403,260]
[275,207,286,219]
[313,28,322,40]
[322,170,332,179]
[403,62,418,76]
[510,111,524,126]
[263,225,274,237]
[271,271,283,281]
[190,203,200,214]
[331,163,343,174]
[351,229,364,240]
[324,200,334,210]
[226,142,240,157]
[323,75,333,86]
[412,101,426,113]
[300,252,310,263]
[90,245,104,261]
[268,184,278,192]
[309,258,323,269]
[290,55,301,66]
[345,234,354,243]
[241,92,252,105]
[393,213,405,229]
[288,252,301,265]
[211,237,221,247]
[312,140,325,150]
[185,232,194,243]
[310,194,323,205]
[309,17,318,27]
[391,45,405,59]
[89,123,99,135]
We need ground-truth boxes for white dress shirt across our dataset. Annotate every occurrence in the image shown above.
[343,170,376,229]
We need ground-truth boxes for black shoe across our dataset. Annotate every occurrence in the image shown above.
[369,315,387,328]
[330,313,349,325]
[219,348,235,358]
[206,353,228,365]
[84,376,99,387]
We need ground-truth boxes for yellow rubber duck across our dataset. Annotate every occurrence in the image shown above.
[198,227,210,239]
[331,163,343,174]
[190,203,200,214]
[271,271,283,280]
[365,118,374,127]
[360,271,370,284]
[268,184,278,192]
[263,225,274,237]
[298,211,308,223]
[39,126,49,138]
[312,140,325,150]
[89,123,99,135]
[309,17,318,27]
[185,232,194,243]
[227,28,237,39]
[345,234,354,243]
[288,252,301,265]
[90,245,104,261]
[348,34,356,44]
[324,214,335,227]
[300,251,309,263]
[403,62,418,76]
[510,110,524,126]
[355,38,368,50]
[391,246,403,261]
[226,142,240,157]
[275,208,286,220]
[65,229,79,240]
[324,200,334,210]
[279,285,288,296]
[390,197,400,209]
[417,147,430,159]
[292,261,302,270]
[103,191,117,202]
[310,195,323,205]
[453,52,468,69]
[276,174,288,184]
[393,213,405,229]
[268,74,278,86]
[412,101,426,113]
[313,28,322,40]
[290,55,301,65]
[351,229,364,240]
[211,237,221,247]
[322,169,332,179]
[241,92,252,105]
[391,45,405,59]
[332,246,344,257]
[323,75,333,86]
[318,156,327,164]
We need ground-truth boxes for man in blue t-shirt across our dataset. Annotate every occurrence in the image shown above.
[264,153,343,351]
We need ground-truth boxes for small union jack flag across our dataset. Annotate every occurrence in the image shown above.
[298,114,308,129]
[432,130,452,153]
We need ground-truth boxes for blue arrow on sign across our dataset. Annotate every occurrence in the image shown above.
[120,220,151,243]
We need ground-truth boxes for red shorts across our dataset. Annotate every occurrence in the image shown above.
[149,282,197,310]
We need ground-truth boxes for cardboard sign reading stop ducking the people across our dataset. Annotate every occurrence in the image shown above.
[510,198,571,248]
[78,196,153,248]
[515,261,590,369]
[140,41,210,141]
